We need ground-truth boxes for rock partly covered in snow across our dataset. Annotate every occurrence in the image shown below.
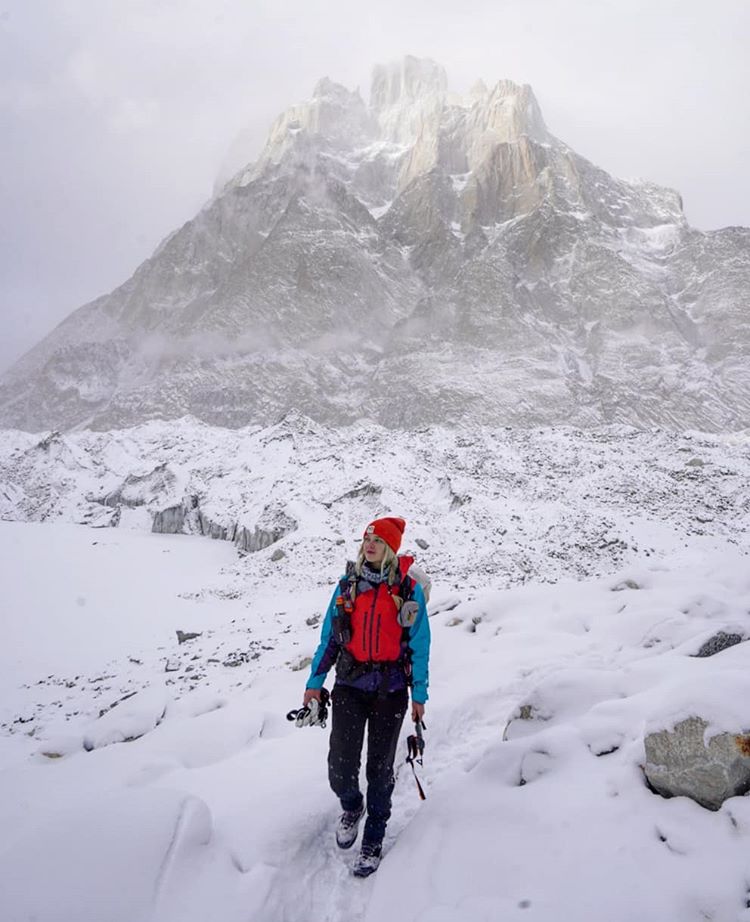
[151,492,298,554]
[693,630,745,658]
[644,717,750,810]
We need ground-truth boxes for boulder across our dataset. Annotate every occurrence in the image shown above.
[692,631,745,658]
[503,703,550,741]
[176,630,202,644]
[234,504,298,554]
[644,716,750,810]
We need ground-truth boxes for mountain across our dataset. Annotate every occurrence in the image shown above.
[2,56,749,432]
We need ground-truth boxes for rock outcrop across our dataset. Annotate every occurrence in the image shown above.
[644,717,750,810]
[101,463,177,509]
[151,495,297,555]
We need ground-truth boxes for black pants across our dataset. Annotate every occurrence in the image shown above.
[328,683,408,846]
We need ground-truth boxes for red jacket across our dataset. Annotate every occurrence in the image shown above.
[345,556,413,662]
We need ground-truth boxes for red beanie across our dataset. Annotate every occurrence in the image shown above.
[363,517,406,553]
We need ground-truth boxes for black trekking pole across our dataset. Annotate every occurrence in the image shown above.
[405,719,427,800]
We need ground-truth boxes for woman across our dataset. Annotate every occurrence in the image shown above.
[303,516,430,877]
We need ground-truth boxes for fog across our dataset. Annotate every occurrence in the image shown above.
[1,0,748,372]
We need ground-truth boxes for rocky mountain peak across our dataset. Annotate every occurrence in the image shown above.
[370,56,448,110]
[1,57,748,434]
[482,79,548,143]
[468,79,489,99]
[237,77,372,185]
[311,76,358,102]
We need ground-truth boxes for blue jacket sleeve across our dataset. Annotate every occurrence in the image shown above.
[306,586,340,690]
[408,583,431,704]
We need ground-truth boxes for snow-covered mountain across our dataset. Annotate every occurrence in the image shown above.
[2,55,749,432]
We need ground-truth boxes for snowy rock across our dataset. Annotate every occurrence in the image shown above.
[503,670,633,742]
[38,734,85,759]
[324,481,383,507]
[176,630,202,645]
[611,578,642,591]
[503,703,548,741]
[271,548,286,561]
[235,505,298,555]
[82,686,169,750]
[152,494,297,555]
[692,631,745,658]
[644,716,750,810]
[101,463,177,508]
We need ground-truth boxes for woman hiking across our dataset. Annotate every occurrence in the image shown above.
[302,516,431,877]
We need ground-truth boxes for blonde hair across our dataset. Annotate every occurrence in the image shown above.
[355,541,399,584]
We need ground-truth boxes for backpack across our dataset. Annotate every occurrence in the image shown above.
[405,558,431,604]
[333,554,431,648]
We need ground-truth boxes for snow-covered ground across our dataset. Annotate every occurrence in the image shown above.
[2,416,749,592]
[1,420,750,921]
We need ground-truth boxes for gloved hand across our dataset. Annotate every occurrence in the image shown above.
[303,688,321,707]
[398,600,419,627]
[288,687,330,728]
[296,698,321,727]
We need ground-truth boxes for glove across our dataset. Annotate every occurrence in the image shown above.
[287,688,330,728]
[294,697,328,728]
[398,600,419,627]
[308,698,328,728]
[296,698,318,727]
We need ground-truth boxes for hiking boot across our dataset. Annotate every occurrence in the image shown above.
[352,841,382,877]
[335,805,365,849]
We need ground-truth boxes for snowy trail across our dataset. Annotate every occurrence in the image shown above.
[239,592,684,922]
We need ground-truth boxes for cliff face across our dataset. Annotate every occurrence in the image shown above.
[2,56,749,432]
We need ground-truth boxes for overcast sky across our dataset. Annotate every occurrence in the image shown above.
[2,0,748,373]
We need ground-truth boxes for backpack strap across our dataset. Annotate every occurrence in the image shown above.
[392,559,416,686]
[398,569,414,603]
[333,562,358,646]
[344,559,358,601]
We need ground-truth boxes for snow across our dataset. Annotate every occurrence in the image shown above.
[369,202,392,220]
[1,420,750,921]
[450,172,471,194]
